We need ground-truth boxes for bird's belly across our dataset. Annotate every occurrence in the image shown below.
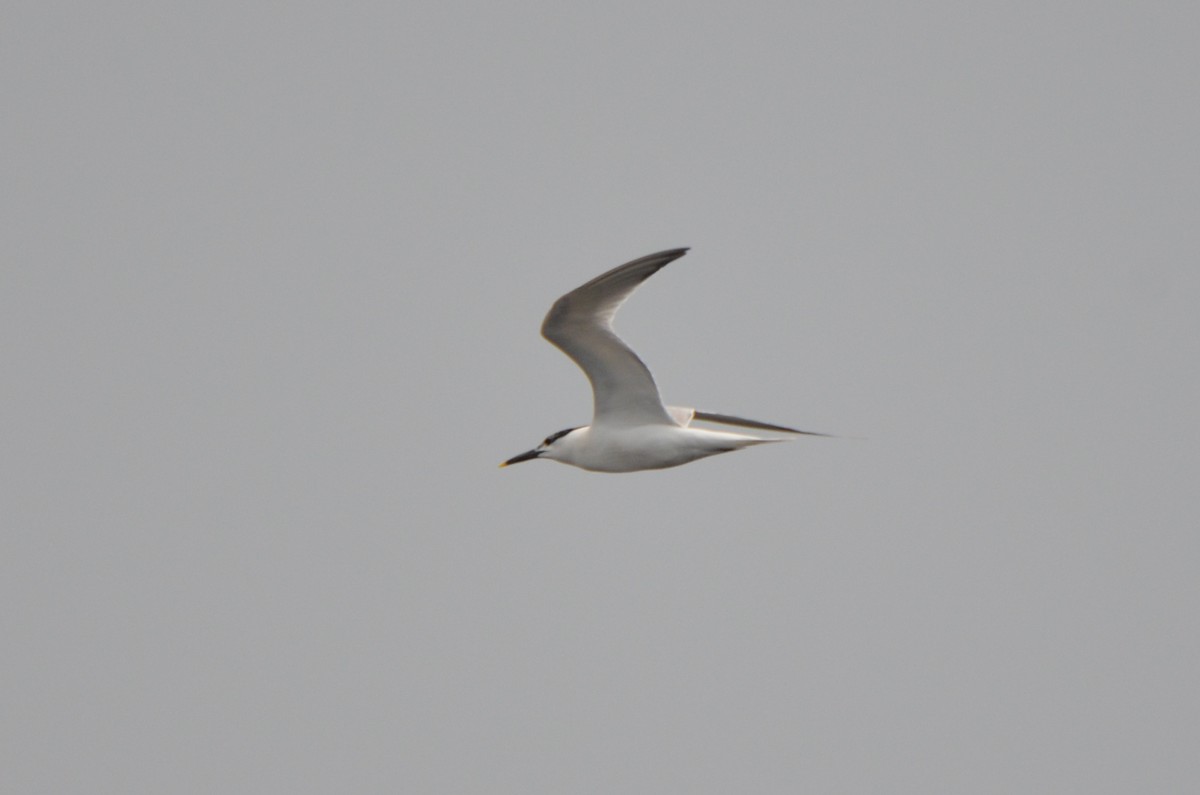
[574,427,738,472]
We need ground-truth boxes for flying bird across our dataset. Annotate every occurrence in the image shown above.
[501,248,827,472]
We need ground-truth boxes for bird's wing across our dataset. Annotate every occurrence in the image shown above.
[668,404,830,436]
[666,405,695,427]
[692,410,833,437]
[541,248,688,427]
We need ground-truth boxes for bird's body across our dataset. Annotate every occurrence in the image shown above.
[532,423,782,473]
[501,248,826,473]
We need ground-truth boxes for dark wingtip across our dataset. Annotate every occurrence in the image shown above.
[623,247,690,285]
[642,247,690,265]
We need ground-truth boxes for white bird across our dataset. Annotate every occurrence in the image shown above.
[500,248,828,472]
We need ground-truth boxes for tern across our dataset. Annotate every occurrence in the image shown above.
[500,248,827,473]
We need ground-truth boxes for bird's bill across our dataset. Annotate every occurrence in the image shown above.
[499,449,541,468]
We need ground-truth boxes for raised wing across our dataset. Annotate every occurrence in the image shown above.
[541,248,689,427]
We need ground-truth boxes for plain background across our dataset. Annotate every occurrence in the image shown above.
[4,2,1198,793]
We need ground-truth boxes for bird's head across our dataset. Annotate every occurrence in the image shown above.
[499,426,582,468]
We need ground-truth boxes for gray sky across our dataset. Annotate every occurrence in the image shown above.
[4,1,1198,793]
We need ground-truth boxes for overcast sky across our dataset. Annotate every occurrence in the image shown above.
[4,2,1198,793]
